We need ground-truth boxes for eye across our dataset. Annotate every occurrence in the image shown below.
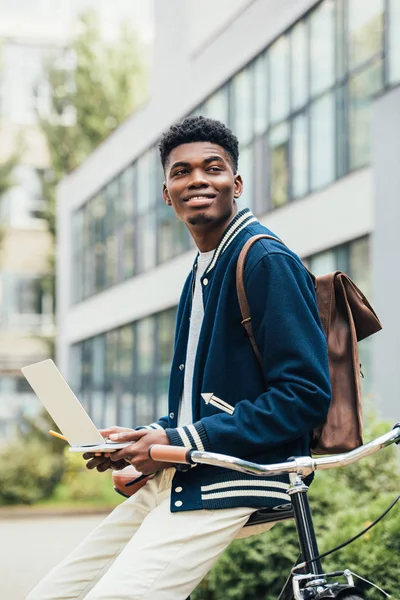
[208,166,222,172]
[174,168,187,177]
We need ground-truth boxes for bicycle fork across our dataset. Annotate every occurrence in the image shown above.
[287,474,361,600]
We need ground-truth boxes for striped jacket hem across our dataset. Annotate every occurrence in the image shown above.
[166,420,211,452]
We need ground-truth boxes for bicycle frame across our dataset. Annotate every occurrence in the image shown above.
[149,425,400,599]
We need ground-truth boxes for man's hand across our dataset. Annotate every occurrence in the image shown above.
[83,426,134,472]
[109,429,174,475]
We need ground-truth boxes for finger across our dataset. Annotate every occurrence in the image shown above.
[86,456,109,470]
[109,429,147,443]
[96,459,112,472]
[99,427,133,438]
[110,446,135,462]
[110,460,129,471]
[83,452,96,460]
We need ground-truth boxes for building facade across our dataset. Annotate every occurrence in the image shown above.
[57,0,400,431]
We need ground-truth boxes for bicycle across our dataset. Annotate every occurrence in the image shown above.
[148,424,400,599]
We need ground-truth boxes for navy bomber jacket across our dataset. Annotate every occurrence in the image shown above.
[142,208,331,513]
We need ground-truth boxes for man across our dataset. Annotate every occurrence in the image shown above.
[28,116,330,600]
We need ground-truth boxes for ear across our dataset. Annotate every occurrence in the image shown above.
[233,174,243,200]
[162,183,172,206]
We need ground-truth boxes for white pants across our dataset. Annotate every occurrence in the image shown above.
[27,469,274,600]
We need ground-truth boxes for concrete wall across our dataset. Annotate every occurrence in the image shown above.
[371,86,400,421]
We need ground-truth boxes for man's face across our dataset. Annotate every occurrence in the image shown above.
[162,142,242,228]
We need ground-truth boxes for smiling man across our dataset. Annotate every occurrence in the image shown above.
[28,117,331,600]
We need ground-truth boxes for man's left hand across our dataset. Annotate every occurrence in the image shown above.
[109,428,175,475]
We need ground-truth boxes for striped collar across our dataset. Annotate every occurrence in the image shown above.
[204,208,257,275]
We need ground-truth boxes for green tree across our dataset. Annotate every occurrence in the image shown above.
[38,9,147,327]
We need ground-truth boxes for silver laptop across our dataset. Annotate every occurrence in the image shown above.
[21,359,130,452]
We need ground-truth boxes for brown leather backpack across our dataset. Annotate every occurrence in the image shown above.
[236,234,382,456]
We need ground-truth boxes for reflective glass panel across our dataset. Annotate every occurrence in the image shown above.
[349,59,383,170]
[136,149,157,214]
[121,221,135,279]
[158,308,176,375]
[237,144,253,210]
[269,123,289,208]
[292,113,308,199]
[204,86,229,124]
[253,52,268,135]
[232,68,253,145]
[310,93,335,190]
[136,317,155,374]
[137,211,157,272]
[348,0,384,69]
[310,0,335,96]
[349,237,370,295]
[269,36,290,123]
[291,21,308,110]
[120,166,134,221]
[135,379,156,425]
[308,248,337,275]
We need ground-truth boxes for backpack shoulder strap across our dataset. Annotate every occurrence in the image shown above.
[236,234,284,367]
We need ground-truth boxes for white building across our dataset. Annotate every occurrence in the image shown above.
[57,0,400,430]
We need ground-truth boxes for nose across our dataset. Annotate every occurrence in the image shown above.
[187,168,210,189]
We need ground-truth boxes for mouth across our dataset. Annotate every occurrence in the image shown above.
[183,194,216,207]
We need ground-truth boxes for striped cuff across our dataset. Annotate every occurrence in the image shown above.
[166,421,211,452]
[136,421,168,432]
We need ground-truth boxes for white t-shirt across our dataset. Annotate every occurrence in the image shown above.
[177,249,214,427]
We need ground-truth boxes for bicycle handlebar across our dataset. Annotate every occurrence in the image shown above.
[148,424,400,478]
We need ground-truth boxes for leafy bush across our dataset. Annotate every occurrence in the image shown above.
[192,417,400,600]
[52,449,122,505]
[0,438,64,505]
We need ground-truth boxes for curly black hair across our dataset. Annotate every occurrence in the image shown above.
[159,115,239,172]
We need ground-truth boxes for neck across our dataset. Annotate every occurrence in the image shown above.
[187,206,238,252]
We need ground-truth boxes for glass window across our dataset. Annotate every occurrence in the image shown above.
[0,43,56,123]
[269,36,290,123]
[310,93,335,190]
[71,210,84,303]
[336,0,346,80]
[232,68,253,145]
[158,308,176,375]
[121,221,135,279]
[104,330,118,425]
[135,380,156,426]
[91,336,105,427]
[308,249,337,275]
[136,149,157,214]
[136,317,156,374]
[253,52,268,135]
[349,237,370,294]
[157,202,189,263]
[336,85,348,179]
[204,85,230,124]
[388,0,400,84]
[348,0,384,69]
[137,211,157,272]
[292,113,308,199]
[291,21,308,110]
[237,145,253,210]
[349,59,383,170]
[310,0,335,96]
[120,166,135,221]
[269,123,289,208]
[92,194,106,293]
